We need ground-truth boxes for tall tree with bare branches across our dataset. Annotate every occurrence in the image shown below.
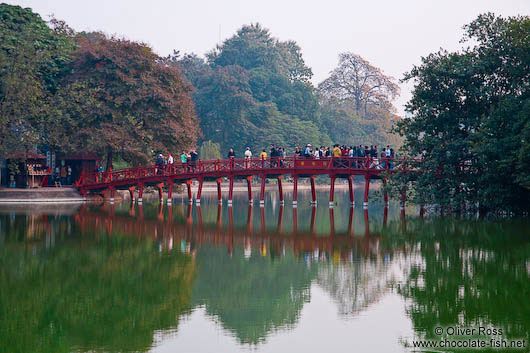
[318,52,399,116]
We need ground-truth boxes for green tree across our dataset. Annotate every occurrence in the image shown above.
[394,14,530,213]
[175,23,327,154]
[0,5,75,155]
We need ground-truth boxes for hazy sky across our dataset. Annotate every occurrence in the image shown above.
[6,0,529,114]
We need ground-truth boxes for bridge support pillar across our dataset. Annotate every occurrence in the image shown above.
[157,183,164,203]
[216,178,223,203]
[247,176,253,203]
[329,176,336,207]
[196,178,203,205]
[277,175,284,204]
[228,177,234,206]
[363,175,370,208]
[259,175,266,206]
[128,186,135,202]
[138,183,144,203]
[186,180,193,203]
[348,175,355,206]
[167,181,173,204]
[310,175,317,205]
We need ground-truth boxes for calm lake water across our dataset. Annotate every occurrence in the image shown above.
[1,189,529,353]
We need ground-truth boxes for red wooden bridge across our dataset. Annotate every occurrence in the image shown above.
[76,156,421,206]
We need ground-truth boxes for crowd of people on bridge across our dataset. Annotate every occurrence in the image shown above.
[152,143,396,173]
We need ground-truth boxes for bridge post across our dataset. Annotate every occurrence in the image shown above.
[292,175,298,206]
[196,178,203,205]
[329,176,336,207]
[247,176,253,203]
[157,182,164,203]
[310,175,317,205]
[216,178,223,203]
[259,175,266,206]
[138,183,144,203]
[277,175,284,204]
[128,186,135,202]
[186,180,193,203]
[167,180,173,204]
[363,175,370,208]
[348,175,355,206]
[228,177,234,206]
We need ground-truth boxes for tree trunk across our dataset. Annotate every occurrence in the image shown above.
[106,151,113,171]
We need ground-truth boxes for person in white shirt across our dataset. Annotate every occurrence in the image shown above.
[244,147,252,159]
[167,153,174,164]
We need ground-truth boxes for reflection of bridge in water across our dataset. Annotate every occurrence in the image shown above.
[1,203,415,345]
[75,202,408,263]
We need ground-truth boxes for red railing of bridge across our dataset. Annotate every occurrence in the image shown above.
[76,156,422,191]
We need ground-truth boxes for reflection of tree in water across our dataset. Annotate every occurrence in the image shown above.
[191,245,317,345]
[397,219,530,349]
[0,215,196,353]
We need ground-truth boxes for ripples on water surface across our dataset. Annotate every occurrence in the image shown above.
[0,189,529,353]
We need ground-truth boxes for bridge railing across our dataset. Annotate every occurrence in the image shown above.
[78,155,422,187]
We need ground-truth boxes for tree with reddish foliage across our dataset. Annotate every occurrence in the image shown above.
[67,32,199,168]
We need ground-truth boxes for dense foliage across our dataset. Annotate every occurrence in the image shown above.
[0,5,74,154]
[394,14,530,214]
[1,6,401,164]
[0,5,198,167]
[174,24,400,154]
